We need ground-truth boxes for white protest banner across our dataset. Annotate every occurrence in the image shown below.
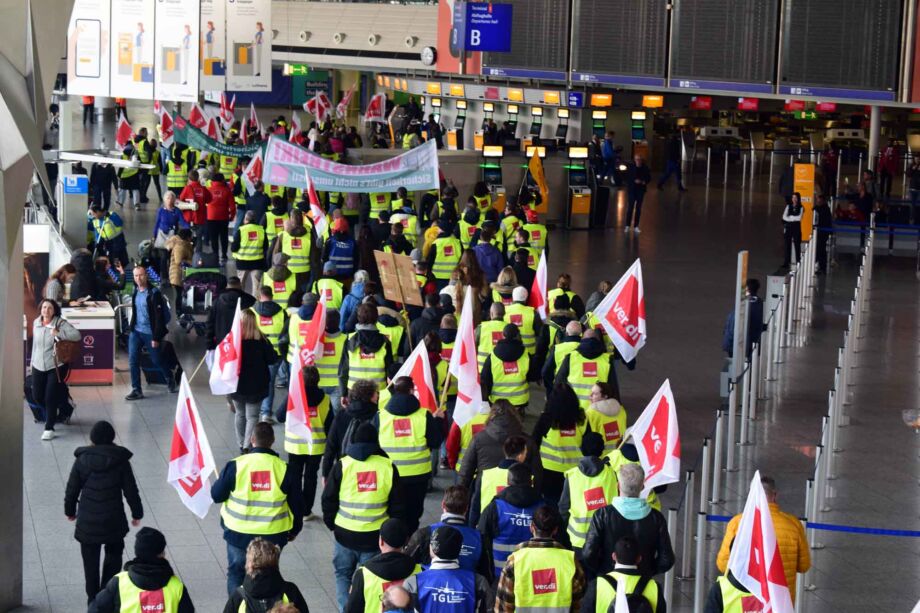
[227,0,271,91]
[110,0,155,100]
[154,0,200,102]
[67,0,112,97]
[200,0,226,91]
[262,136,440,193]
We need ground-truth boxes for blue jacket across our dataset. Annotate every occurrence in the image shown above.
[722,295,764,359]
[152,206,189,240]
[339,281,365,331]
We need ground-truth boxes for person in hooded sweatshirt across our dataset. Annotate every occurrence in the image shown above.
[321,379,380,480]
[340,270,369,332]
[206,276,256,350]
[586,381,627,455]
[322,422,404,612]
[534,293,577,374]
[531,383,591,504]
[480,324,533,413]
[339,303,395,396]
[263,252,301,312]
[457,202,482,250]
[471,222,505,284]
[344,519,418,613]
[381,220,413,256]
[65,420,144,603]
[222,537,309,613]
[251,285,289,422]
[541,320,583,395]
[558,432,618,562]
[89,527,194,613]
[375,376,446,532]
[409,293,443,344]
[554,329,622,405]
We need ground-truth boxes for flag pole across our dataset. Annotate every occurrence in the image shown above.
[187,353,208,382]
[438,370,452,412]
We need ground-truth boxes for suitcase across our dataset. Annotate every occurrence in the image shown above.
[25,373,75,424]
[141,340,183,386]
[192,248,219,268]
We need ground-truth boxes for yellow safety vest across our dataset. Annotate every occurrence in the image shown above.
[479,466,509,511]
[94,216,123,241]
[547,289,576,311]
[284,394,330,456]
[501,215,522,242]
[265,211,287,241]
[220,453,293,535]
[717,576,756,613]
[511,546,576,610]
[268,274,297,311]
[564,464,618,547]
[266,183,286,201]
[456,410,488,471]
[360,564,421,613]
[233,176,247,207]
[523,223,548,251]
[390,213,419,247]
[280,231,312,273]
[219,155,238,179]
[369,192,392,219]
[335,455,393,532]
[148,150,161,176]
[488,352,530,406]
[605,450,662,511]
[251,306,285,356]
[459,219,480,249]
[316,332,345,388]
[540,422,587,474]
[347,342,388,390]
[517,245,541,271]
[477,320,507,370]
[431,236,462,280]
[473,194,492,212]
[566,352,611,409]
[287,313,310,362]
[402,133,414,149]
[586,406,627,455]
[492,289,514,307]
[376,322,405,359]
[504,303,537,354]
[552,341,580,372]
[136,142,152,164]
[595,571,659,613]
[313,278,344,310]
[585,313,616,353]
[234,223,265,261]
[378,407,430,477]
[166,159,187,189]
[116,571,184,613]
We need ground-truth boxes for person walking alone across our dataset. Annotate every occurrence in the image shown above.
[781,192,803,268]
[30,298,81,440]
[624,155,651,233]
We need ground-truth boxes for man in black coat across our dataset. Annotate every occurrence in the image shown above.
[624,155,652,233]
[65,421,143,603]
[126,266,175,399]
[409,293,443,343]
[206,276,256,349]
[582,463,675,578]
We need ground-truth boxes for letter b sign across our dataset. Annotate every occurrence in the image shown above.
[470,29,481,46]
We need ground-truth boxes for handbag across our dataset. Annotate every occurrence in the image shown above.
[53,321,81,366]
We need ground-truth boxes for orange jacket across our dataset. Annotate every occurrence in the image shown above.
[716,502,810,598]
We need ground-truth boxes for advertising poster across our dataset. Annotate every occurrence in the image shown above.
[154,0,201,102]
[227,0,271,91]
[66,0,112,97]
[794,163,815,241]
[110,0,155,99]
[200,0,226,91]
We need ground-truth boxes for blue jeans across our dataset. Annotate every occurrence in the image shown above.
[322,386,342,415]
[226,542,246,595]
[277,360,290,386]
[233,208,246,233]
[128,331,171,392]
[333,542,375,612]
[261,361,281,418]
[658,159,683,188]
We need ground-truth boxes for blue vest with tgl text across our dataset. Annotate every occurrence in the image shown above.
[415,567,476,613]
[492,498,540,579]
[429,522,482,572]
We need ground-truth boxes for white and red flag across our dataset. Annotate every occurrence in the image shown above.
[528,249,547,320]
[249,102,261,136]
[336,83,357,119]
[188,103,208,130]
[727,471,795,613]
[364,93,387,123]
[304,171,328,237]
[208,299,242,395]
[219,92,236,129]
[592,258,647,362]
[167,374,217,519]
[392,339,438,413]
[159,109,174,147]
[115,114,133,149]
[626,379,680,498]
[448,287,483,426]
[240,117,249,145]
[286,295,328,445]
[205,116,221,140]
[305,92,333,124]
[153,99,162,117]
[289,112,303,144]
[242,149,264,196]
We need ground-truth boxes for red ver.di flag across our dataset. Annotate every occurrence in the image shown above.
[392,340,438,413]
[626,379,679,498]
[168,374,217,518]
[727,471,795,613]
[209,298,242,394]
[115,114,133,148]
[286,294,327,448]
[242,149,264,196]
[448,287,483,426]
[364,93,387,123]
[529,249,547,320]
[592,258,646,362]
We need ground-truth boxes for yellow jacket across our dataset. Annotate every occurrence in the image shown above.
[422,225,441,259]
[716,502,810,597]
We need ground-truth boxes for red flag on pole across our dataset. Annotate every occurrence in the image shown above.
[529,249,548,320]
[249,102,261,136]
[208,299,242,394]
[364,93,387,123]
[592,258,647,362]
[168,374,217,518]
[289,112,303,144]
[448,287,483,426]
[240,118,249,145]
[205,116,220,140]
[391,340,438,413]
[159,109,174,147]
[189,104,208,129]
[625,379,680,497]
[285,294,328,446]
[336,84,357,119]
[115,114,134,149]
[219,92,236,129]
[727,471,795,613]
[304,171,328,238]
[242,149,263,196]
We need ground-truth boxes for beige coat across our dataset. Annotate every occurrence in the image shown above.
[164,235,193,286]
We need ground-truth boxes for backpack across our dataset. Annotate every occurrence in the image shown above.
[339,415,371,458]
[601,574,654,613]
[236,587,286,613]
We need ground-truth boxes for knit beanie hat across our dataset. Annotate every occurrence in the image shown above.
[135,527,167,561]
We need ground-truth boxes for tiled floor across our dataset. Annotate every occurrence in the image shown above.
[18,103,919,612]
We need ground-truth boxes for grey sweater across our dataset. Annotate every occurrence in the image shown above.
[31,316,81,372]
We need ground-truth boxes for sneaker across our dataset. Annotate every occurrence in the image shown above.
[624,226,631,233]
[634,227,641,234]
[134,205,140,211]
[41,430,55,441]
[260,415,276,425]
[304,513,320,522]
[438,457,451,471]
[125,389,144,400]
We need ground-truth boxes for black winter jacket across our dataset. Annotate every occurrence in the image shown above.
[458,412,543,492]
[230,338,278,403]
[409,307,443,344]
[338,327,395,396]
[89,558,194,613]
[581,502,675,577]
[128,286,170,342]
[480,337,531,399]
[322,398,379,478]
[222,568,309,613]
[64,444,143,544]
[206,288,256,349]
[344,551,417,613]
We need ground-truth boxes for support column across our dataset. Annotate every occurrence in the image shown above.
[868,105,881,171]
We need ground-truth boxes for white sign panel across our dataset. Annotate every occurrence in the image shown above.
[109,0,155,99]
[199,0,226,91]
[67,0,112,97]
[154,0,201,101]
[226,0,271,91]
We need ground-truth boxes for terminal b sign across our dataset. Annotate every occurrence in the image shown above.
[453,1,513,52]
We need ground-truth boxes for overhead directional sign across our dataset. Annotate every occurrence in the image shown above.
[453,1,513,52]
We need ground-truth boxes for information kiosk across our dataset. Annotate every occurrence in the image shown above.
[555,108,570,146]
[481,145,507,211]
[565,146,592,229]
[474,102,495,151]
[447,99,467,151]
[591,110,607,138]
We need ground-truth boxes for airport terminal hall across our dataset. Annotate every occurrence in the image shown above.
[3,0,920,612]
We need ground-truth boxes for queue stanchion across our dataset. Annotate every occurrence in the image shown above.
[723,150,729,185]
[741,152,747,189]
[769,150,775,188]
[751,341,762,410]
[764,313,775,382]
[664,508,677,606]
[710,410,724,505]
[739,363,752,445]
[826,389,838,480]
[857,152,863,183]
[698,438,711,518]
[817,416,831,512]
[678,469,696,580]
[692,511,708,613]
[786,270,797,338]
[706,148,712,184]
[726,380,738,473]
[835,150,842,195]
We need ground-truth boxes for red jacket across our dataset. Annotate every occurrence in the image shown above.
[178,182,212,226]
[206,180,235,222]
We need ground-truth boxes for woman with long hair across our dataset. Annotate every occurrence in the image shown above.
[490,266,518,306]
[586,382,627,455]
[532,382,590,503]
[43,263,77,304]
[231,310,278,452]
[31,298,81,440]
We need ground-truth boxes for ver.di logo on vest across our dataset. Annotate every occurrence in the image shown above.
[393,418,413,437]
[356,471,378,492]
[250,470,272,491]
[583,486,607,511]
[531,568,558,594]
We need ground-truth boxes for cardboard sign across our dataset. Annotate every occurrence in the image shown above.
[374,250,424,307]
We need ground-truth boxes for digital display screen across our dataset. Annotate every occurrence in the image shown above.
[483,102,495,112]
[483,145,505,158]
[508,104,519,114]
[456,100,468,110]
[568,146,589,159]
[592,110,608,120]
[531,107,543,117]
[558,108,570,119]
[526,146,547,158]
[572,0,668,80]
[483,0,570,79]
[431,97,442,108]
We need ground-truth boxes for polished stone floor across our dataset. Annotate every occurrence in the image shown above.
[18,102,919,612]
